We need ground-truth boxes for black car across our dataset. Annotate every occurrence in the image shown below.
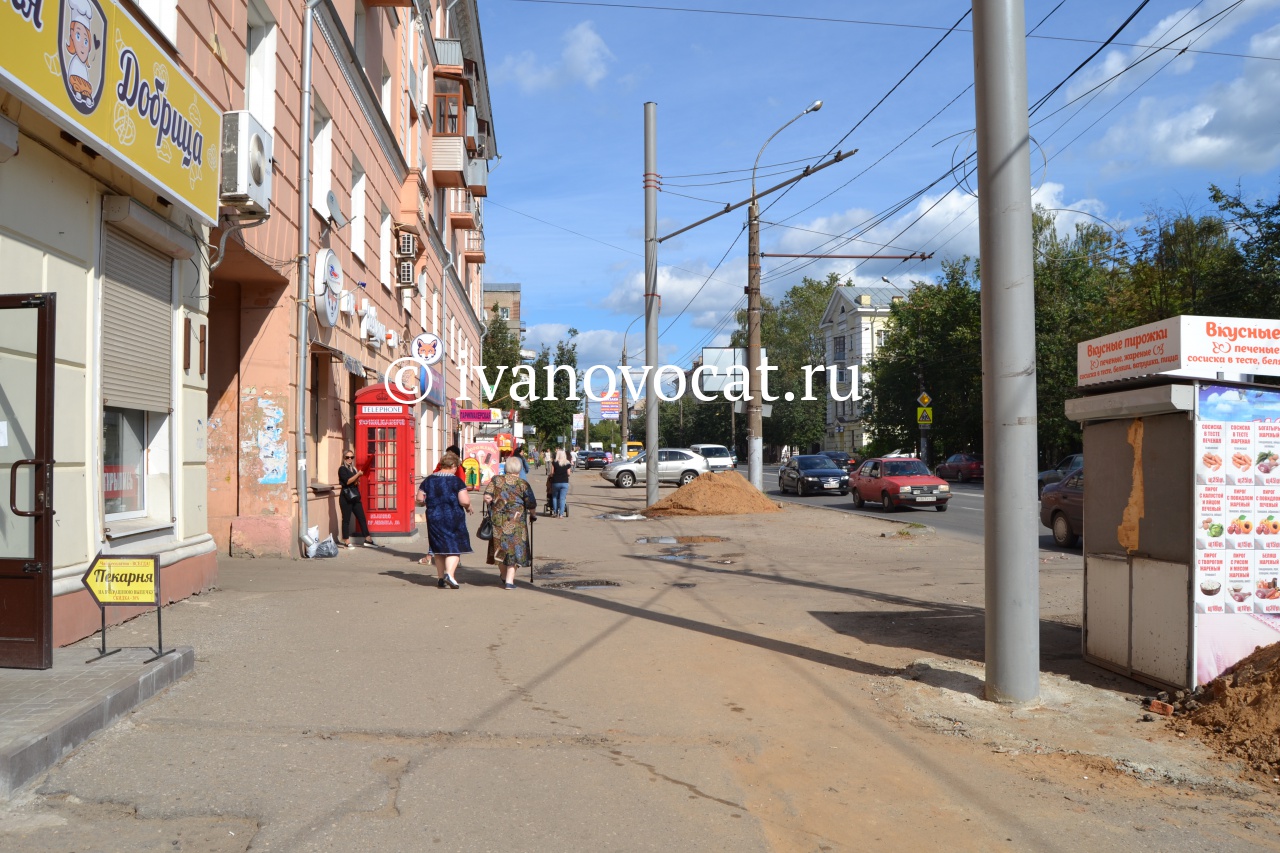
[576,451,608,469]
[779,455,849,496]
[818,450,858,474]
[1040,468,1084,547]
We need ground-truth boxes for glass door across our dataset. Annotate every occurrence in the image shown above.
[0,293,56,669]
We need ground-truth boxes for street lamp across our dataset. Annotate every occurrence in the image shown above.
[746,99,822,490]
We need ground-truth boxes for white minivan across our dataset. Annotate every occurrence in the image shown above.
[689,444,735,473]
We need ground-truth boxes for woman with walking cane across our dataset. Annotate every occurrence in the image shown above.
[482,456,537,589]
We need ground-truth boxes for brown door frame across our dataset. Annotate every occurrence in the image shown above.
[0,292,56,669]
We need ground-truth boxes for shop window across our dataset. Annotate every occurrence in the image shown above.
[311,99,332,214]
[246,0,277,136]
[103,408,170,524]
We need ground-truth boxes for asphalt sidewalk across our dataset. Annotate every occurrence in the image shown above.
[1,478,1274,851]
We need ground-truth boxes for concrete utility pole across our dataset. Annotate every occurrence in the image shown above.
[972,0,1040,704]
[643,102,661,505]
[746,100,821,490]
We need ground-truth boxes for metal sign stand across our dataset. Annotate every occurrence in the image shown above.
[81,553,173,664]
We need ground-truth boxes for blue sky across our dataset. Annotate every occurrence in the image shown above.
[477,0,1280,411]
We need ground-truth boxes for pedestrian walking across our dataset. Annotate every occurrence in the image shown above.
[550,447,572,518]
[418,451,472,588]
[513,444,530,481]
[482,456,537,589]
[338,449,377,549]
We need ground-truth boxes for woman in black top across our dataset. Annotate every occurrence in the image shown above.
[338,449,377,548]
[549,447,572,518]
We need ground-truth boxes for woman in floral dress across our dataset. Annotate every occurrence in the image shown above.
[482,456,537,589]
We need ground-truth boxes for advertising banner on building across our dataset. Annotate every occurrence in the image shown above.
[1,0,223,222]
[461,442,500,489]
[459,408,496,423]
[1193,383,1280,685]
[1078,316,1280,387]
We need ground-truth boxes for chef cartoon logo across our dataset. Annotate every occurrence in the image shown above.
[58,0,105,115]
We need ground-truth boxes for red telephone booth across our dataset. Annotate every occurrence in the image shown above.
[353,385,416,534]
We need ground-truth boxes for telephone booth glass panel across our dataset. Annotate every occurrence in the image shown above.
[353,386,416,533]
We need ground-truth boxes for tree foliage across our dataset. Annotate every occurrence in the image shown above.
[521,330,580,449]
[480,303,524,408]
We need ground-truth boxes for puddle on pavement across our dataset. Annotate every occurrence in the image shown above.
[533,560,574,576]
[594,513,649,521]
[655,554,700,561]
[542,579,621,590]
[673,582,697,588]
[635,536,727,545]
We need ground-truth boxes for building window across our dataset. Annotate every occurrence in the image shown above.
[875,328,887,349]
[381,64,392,122]
[833,335,845,362]
[134,0,177,42]
[379,206,392,290]
[353,0,367,71]
[435,81,461,135]
[351,157,366,262]
[499,307,509,321]
[246,0,277,136]
[311,99,332,214]
[103,408,147,519]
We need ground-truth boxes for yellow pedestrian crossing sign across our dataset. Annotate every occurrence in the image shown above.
[917,407,933,425]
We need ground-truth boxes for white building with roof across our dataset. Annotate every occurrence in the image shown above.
[817,286,904,454]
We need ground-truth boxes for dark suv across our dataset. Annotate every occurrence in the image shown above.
[819,450,858,474]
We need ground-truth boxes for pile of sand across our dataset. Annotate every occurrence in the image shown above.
[642,470,782,518]
[1173,641,1280,780]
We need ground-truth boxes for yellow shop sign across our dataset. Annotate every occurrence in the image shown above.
[1,0,221,223]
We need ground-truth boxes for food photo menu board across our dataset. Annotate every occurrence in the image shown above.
[1194,385,1280,685]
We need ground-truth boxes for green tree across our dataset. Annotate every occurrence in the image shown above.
[1210,182,1280,315]
[731,273,840,453]
[479,303,523,408]
[864,259,983,460]
[523,330,580,449]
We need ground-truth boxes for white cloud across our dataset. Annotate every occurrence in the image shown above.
[1095,24,1280,173]
[494,21,615,93]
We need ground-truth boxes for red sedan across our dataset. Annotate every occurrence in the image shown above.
[936,452,983,483]
[851,457,952,512]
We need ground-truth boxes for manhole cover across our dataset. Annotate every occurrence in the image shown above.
[542,580,621,590]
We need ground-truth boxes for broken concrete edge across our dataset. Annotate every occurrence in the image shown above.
[0,647,195,801]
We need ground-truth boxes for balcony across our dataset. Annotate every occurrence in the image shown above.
[465,155,487,197]
[461,229,485,263]
[447,188,477,229]
[431,136,466,188]
[435,39,463,70]
[399,172,427,233]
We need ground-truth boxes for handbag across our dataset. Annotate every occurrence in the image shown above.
[476,509,494,541]
[341,484,360,502]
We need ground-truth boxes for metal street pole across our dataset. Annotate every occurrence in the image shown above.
[747,100,821,491]
[619,315,641,456]
[643,102,660,505]
[973,0,1040,704]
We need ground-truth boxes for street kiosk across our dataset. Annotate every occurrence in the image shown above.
[353,385,416,534]
[1069,316,1280,690]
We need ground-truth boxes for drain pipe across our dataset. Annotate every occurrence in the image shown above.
[296,0,324,554]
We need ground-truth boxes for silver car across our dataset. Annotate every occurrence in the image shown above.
[600,449,710,488]
[689,443,735,472]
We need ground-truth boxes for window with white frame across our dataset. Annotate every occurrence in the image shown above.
[499,307,509,321]
[311,99,332,214]
[379,206,392,290]
[134,0,177,43]
[350,157,366,262]
[353,1,367,71]
[245,0,277,135]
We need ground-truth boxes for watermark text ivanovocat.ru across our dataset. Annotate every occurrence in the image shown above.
[383,357,861,407]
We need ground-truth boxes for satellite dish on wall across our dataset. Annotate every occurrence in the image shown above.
[326,190,349,228]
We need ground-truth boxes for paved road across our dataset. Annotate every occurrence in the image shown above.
[760,467,1072,552]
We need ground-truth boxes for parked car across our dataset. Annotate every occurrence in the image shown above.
[576,450,608,469]
[778,455,850,496]
[689,443,735,473]
[850,457,951,512]
[936,452,983,483]
[600,449,709,488]
[1038,454,1083,497]
[1040,468,1084,547]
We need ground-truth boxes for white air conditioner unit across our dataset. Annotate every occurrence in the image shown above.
[219,111,272,214]
[398,260,415,285]
[396,231,417,257]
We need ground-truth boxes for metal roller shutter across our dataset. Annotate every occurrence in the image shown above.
[102,228,173,413]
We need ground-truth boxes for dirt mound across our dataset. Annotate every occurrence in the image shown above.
[642,470,782,518]
[1173,642,1280,779]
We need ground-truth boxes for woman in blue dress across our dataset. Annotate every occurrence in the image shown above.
[418,451,472,588]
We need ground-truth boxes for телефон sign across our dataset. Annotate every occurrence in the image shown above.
[0,0,222,223]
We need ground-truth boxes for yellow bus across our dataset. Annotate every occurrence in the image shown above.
[624,441,644,459]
